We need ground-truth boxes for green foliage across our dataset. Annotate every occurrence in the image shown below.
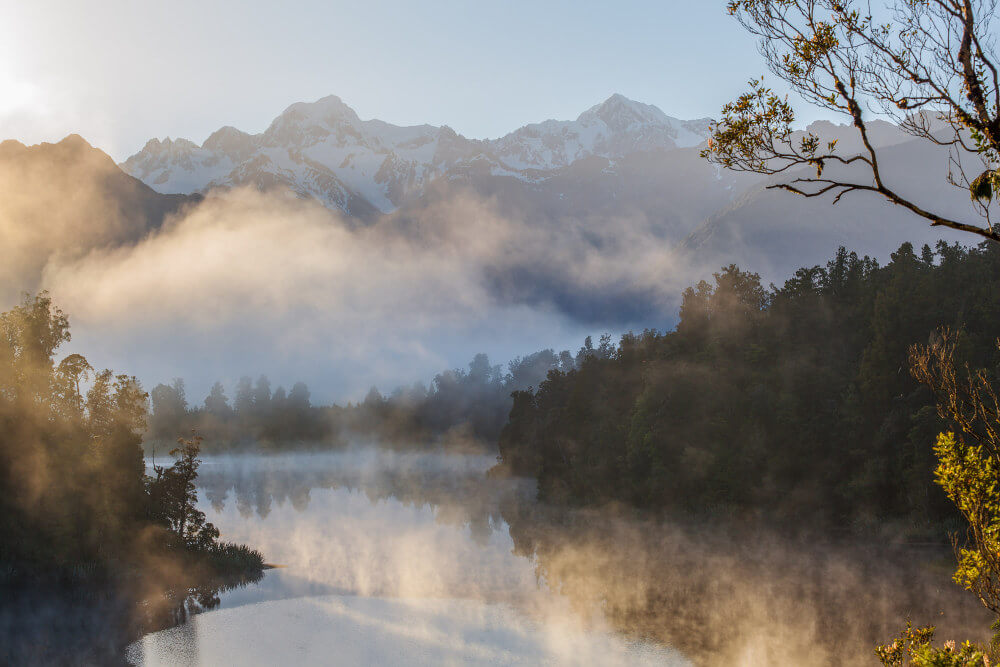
[911,332,1000,613]
[969,171,996,204]
[933,432,1000,607]
[497,242,1000,531]
[0,292,261,580]
[701,77,799,173]
[148,434,222,553]
[707,0,1000,242]
[0,293,149,571]
[876,622,990,666]
[207,542,265,574]
[876,622,938,666]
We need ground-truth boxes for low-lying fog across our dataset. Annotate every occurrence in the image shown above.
[128,448,989,667]
[129,450,684,666]
[31,188,682,402]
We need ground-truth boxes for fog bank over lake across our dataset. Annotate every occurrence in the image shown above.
[128,449,988,666]
[129,450,686,665]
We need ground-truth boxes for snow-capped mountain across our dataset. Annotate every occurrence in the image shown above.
[121,94,713,217]
[489,94,711,173]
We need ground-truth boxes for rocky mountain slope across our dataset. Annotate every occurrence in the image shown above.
[0,135,197,303]
[120,94,716,219]
[5,98,983,327]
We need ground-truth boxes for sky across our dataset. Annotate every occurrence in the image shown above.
[0,0,854,402]
[0,0,822,161]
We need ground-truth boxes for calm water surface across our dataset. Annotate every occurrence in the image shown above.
[127,451,688,666]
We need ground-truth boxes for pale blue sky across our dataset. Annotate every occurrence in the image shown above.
[1,0,831,160]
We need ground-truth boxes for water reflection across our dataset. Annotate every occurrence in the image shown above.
[177,452,544,602]
[156,450,988,665]
[130,594,685,666]
[115,450,994,665]
[193,450,527,547]
[0,568,264,666]
[129,451,688,665]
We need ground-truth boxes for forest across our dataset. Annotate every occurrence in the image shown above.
[148,238,1000,542]
[497,241,1000,538]
[145,349,574,452]
[0,294,264,661]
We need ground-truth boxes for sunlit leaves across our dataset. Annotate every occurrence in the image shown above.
[969,170,998,202]
[709,0,1000,241]
[875,622,937,666]
[932,432,1000,597]
[701,78,798,171]
[876,621,990,666]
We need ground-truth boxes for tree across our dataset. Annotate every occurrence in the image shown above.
[149,379,187,437]
[233,376,254,416]
[911,331,1000,613]
[876,622,989,666]
[705,3,1000,654]
[204,381,231,417]
[704,0,1000,243]
[0,292,70,403]
[148,434,219,552]
[253,375,272,412]
[0,293,150,568]
[55,353,93,416]
[287,382,311,416]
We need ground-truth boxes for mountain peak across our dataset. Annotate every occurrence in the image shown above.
[203,125,255,158]
[277,95,360,126]
[58,133,95,149]
[263,95,362,146]
[603,93,634,106]
[121,91,715,212]
[578,94,670,129]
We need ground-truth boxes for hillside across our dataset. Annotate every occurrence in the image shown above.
[0,135,198,303]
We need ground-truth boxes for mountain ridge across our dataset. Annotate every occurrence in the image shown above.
[0,134,199,304]
[120,94,715,217]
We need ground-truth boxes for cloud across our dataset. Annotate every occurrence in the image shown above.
[35,187,694,400]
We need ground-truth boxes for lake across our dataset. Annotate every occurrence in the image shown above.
[123,449,989,666]
[126,450,689,666]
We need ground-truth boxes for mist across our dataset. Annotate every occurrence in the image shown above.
[25,185,696,401]
[7,9,1000,659]
[127,450,988,666]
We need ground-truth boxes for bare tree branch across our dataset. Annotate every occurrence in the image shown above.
[704,0,1000,243]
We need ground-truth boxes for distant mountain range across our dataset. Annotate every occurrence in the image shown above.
[0,94,975,323]
[120,94,715,219]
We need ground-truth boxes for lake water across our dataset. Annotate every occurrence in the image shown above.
[126,451,690,666]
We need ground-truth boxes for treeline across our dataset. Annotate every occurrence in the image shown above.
[498,242,1000,536]
[147,349,579,451]
[0,294,263,581]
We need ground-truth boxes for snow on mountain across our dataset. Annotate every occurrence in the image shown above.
[490,94,711,172]
[120,94,713,216]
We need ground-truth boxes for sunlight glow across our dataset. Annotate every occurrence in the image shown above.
[0,68,41,118]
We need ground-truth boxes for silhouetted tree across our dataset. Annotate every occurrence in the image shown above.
[705,0,1000,242]
[148,434,219,551]
[204,381,231,417]
[0,293,261,583]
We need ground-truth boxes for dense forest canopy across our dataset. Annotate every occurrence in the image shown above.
[0,294,149,572]
[498,241,1000,536]
[146,238,1000,541]
[0,293,262,579]
[146,349,577,451]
